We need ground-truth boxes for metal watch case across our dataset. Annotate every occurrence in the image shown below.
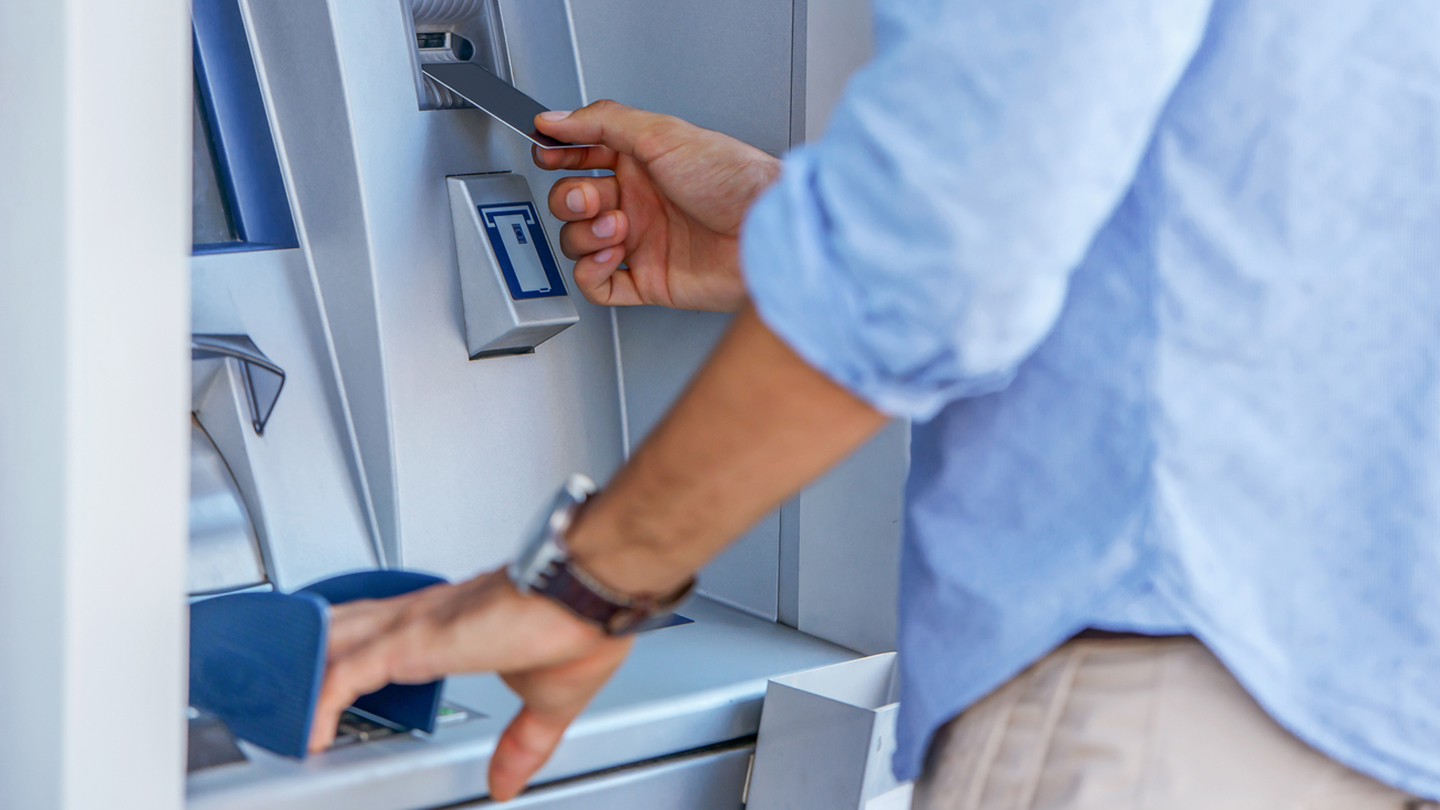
[508,474,694,635]
[508,473,597,591]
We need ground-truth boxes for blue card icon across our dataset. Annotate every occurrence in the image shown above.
[478,201,566,300]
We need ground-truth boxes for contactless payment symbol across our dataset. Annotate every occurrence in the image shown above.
[478,202,566,300]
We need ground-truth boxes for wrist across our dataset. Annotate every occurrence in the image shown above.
[564,497,697,600]
[510,476,695,635]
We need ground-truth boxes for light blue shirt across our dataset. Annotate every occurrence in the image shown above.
[742,0,1440,795]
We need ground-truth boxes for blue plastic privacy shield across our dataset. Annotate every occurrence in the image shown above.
[188,570,448,758]
[189,592,329,759]
[299,570,448,735]
[299,570,445,604]
[478,202,567,300]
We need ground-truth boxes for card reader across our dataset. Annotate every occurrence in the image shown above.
[422,62,597,149]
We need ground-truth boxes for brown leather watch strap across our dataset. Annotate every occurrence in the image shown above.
[531,556,694,636]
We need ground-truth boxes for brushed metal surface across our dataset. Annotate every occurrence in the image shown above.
[450,742,753,809]
[192,249,380,589]
[180,3,900,808]
[411,0,488,23]
[568,0,800,621]
[244,0,622,576]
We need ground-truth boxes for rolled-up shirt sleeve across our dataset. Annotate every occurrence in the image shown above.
[742,0,1213,420]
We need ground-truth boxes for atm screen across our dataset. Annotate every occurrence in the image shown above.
[191,0,297,255]
[192,77,239,247]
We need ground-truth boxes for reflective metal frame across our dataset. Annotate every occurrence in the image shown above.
[191,334,286,434]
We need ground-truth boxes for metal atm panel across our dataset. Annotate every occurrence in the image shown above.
[182,0,900,807]
[241,0,624,577]
[569,0,802,624]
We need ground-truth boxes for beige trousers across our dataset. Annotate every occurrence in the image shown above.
[912,637,1429,810]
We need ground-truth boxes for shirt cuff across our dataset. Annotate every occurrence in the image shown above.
[741,149,1019,423]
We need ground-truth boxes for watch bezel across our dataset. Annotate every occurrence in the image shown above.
[508,474,596,593]
[507,474,695,636]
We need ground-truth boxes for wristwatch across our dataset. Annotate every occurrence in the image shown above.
[508,474,695,635]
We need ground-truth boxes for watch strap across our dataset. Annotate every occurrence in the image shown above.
[531,556,694,636]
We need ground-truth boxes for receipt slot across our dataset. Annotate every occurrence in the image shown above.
[447,172,579,358]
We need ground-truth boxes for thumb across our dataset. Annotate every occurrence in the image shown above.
[486,638,633,800]
[488,706,573,802]
[535,99,687,164]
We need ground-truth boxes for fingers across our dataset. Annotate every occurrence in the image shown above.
[304,569,636,776]
[309,590,441,753]
[546,175,635,304]
[324,598,407,660]
[308,639,396,753]
[572,248,644,307]
[533,100,687,166]
[488,638,634,801]
[547,176,620,222]
[531,142,620,172]
[558,211,628,260]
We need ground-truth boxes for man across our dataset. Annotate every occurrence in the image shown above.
[307,1,1440,806]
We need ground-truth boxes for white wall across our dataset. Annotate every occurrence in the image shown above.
[0,0,191,806]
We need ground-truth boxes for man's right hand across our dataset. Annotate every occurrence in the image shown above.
[532,101,781,312]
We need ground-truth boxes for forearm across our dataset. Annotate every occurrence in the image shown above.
[567,302,888,596]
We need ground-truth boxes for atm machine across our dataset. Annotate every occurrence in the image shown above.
[184,0,900,807]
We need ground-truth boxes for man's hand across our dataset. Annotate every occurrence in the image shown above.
[307,571,632,802]
[305,309,884,800]
[531,100,781,312]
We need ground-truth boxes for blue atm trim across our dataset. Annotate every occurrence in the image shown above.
[192,0,298,254]
[479,201,569,300]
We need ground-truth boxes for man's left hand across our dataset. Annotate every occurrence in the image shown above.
[307,570,633,802]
